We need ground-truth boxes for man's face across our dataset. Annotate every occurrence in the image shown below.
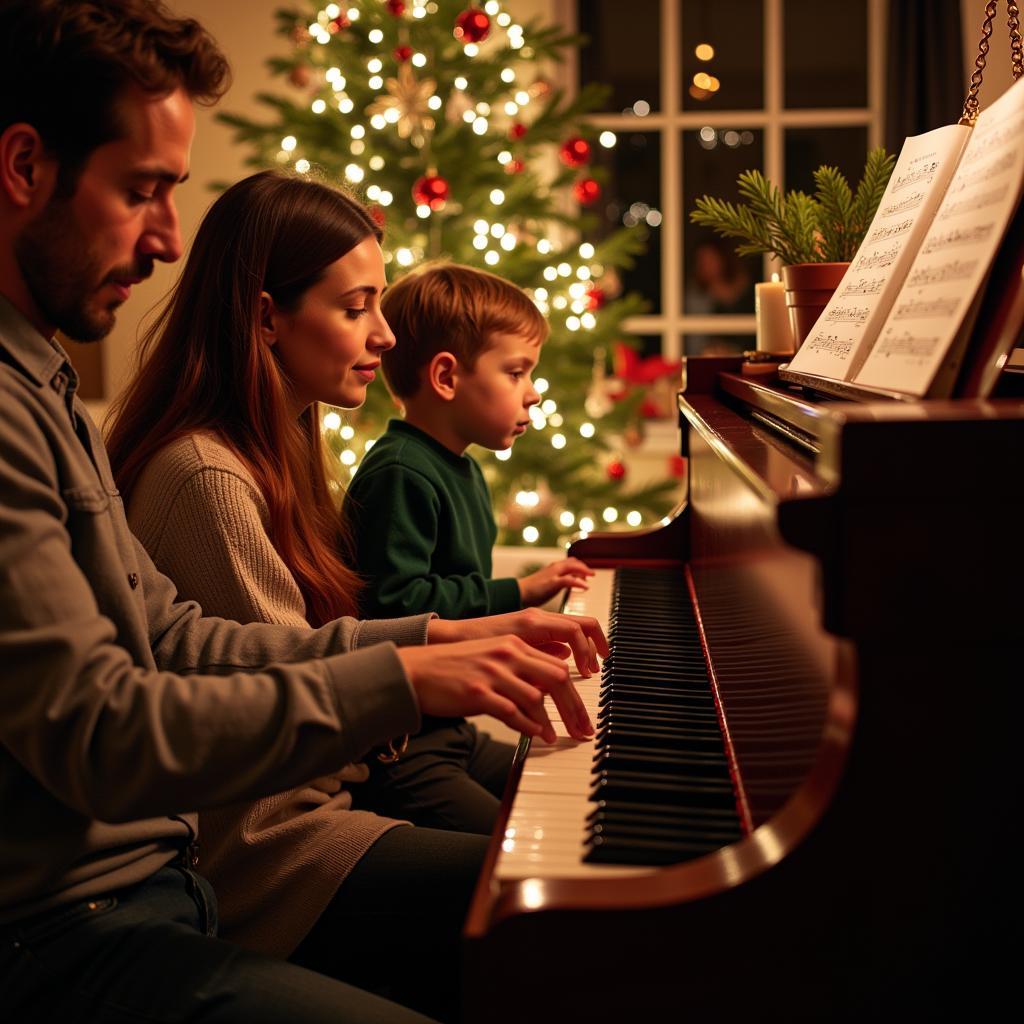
[15,85,194,341]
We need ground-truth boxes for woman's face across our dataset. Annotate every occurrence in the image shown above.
[269,235,395,412]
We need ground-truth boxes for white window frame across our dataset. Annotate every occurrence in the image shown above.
[552,0,886,359]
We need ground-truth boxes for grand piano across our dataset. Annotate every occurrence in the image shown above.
[464,355,1023,1020]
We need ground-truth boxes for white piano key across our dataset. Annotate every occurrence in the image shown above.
[494,569,656,881]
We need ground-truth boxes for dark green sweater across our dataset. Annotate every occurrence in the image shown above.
[346,419,522,619]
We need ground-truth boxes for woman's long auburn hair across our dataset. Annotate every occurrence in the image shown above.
[106,170,381,625]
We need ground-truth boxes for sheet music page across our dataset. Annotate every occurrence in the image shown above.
[855,77,1024,395]
[785,123,971,382]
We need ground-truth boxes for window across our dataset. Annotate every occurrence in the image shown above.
[560,0,885,358]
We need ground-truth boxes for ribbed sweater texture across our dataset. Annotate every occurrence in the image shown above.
[128,432,406,958]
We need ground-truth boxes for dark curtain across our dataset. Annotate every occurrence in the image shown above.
[885,0,966,153]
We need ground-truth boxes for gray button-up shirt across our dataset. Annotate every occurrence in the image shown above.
[0,296,424,922]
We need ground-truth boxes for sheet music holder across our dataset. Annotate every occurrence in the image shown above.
[780,73,1024,402]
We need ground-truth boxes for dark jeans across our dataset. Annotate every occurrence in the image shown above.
[352,719,516,835]
[1,826,488,1023]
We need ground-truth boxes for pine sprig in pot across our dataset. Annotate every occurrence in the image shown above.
[689,147,895,265]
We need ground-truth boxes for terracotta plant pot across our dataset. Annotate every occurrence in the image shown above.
[781,262,850,348]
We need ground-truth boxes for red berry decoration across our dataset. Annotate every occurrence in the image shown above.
[559,136,591,167]
[328,14,350,32]
[369,206,387,228]
[504,158,525,175]
[573,177,601,205]
[454,7,491,44]
[508,122,527,141]
[393,44,413,62]
[386,0,406,14]
[412,174,449,210]
[606,459,627,481]
[667,454,687,479]
[585,285,606,310]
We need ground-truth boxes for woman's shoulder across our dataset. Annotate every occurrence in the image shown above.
[130,431,266,530]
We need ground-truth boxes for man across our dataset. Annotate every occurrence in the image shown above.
[0,3,602,1021]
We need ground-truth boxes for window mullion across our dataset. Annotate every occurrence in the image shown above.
[663,0,681,359]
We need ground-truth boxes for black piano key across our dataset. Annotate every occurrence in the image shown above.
[583,835,725,866]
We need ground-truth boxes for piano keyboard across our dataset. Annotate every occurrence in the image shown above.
[495,567,744,880]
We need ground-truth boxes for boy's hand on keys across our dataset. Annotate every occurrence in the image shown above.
[517,558,595,608]
[397,636,592,743]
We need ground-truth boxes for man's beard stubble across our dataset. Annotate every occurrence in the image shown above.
[15,197,121,343]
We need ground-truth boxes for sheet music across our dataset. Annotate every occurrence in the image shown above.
[785,124,971,382]
[855,77,1024,395]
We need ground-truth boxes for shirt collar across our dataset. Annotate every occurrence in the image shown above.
[0,294,80,414]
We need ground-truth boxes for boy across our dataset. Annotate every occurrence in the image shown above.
[345,263,595,833]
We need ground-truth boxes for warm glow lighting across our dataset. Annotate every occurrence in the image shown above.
[695,42,715,61]
[344,163,364,183]
[368,75,384,90]
[340,425,355,440]
[602,507,618,523]
[464,43,479,57]
[281,135,297,151]
[490,189,505,204]
[311,99,326,114]
[295,159,310,173]
[368,28,383,43]
[495,448,512,461]
[454,76,468,89]
[396,247,414,266]
[351,124,365,139]
[579,422,595,438]
[369,155,385,170]
[599,130,617,148]
[693,72,712,89]
[428,95,442,110]
[500,234,515,251]
[534,378,549,394]
[484,250,500,265]
[367,58,383,73]
[541,399,557,415]
[472,235,488,250]
[551,433,566,449]
[501,68,516,83]
[340,449,357,466]
[559,511,575,527]
[323,411,342,430]
[627,511,642,526]
[416,204,431,218]
[537,239,552,254]
[579,516,594,532]
[523,526,540,543]
[412,52,427,68]
[579,242,595,259]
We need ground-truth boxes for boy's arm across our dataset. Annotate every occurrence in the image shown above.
[348,464,520,619]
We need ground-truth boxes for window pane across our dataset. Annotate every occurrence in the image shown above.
[592,131,662,313]
[785,126,868,196]
[683,332,753,357]
[784,0,868,108]
[681,0,764,111]
[578,0,661,113]
[682,128,763,315]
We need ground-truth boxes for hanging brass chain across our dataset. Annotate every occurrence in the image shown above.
[961,0,1024,125]
[1008,2,1024,79]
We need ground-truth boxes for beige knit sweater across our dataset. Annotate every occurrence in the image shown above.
[128,431,406,958]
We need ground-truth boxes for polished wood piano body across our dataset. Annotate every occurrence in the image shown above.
[464,356,1023,1020]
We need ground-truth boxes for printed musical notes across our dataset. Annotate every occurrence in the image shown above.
[785,122,973,383]
[840,275,886,297]
[855,74,1024,395]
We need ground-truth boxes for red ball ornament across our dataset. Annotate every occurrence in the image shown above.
[606,459,627,481]
[667,454,687,479]
[504,158,525,175]
[585,285,606,311]
[412,174,450,210]
[288,65,312,88]
[393,44,413,62]
[454,7,491,44]
[508,122,527,141]
[328,14,350,33]
[386,0,406,14]
[559,136,591,167]
[573,177,601,205]
[369,206,387,229]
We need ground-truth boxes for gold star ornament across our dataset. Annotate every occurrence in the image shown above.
[366,64,437,148]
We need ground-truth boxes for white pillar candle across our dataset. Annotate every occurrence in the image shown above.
[755,273,794,354]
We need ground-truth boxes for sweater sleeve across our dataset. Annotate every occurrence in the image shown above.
[350,463,514,619]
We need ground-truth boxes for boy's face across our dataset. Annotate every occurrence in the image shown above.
[451,331,541,451]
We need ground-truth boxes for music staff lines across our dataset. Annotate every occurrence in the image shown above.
[854,244,899,271]
[904,259,978,288]
[840,276,885,297]
[936,185,1008,221]
[891,161,938,192]
[920,223,993,254]
[866,218,914,245]
[892,297,960,320]
[874,331,940,360]
[879,191,925,218]
[823,306,870,325]
[946,151,1015,193]
[803,333,854,358]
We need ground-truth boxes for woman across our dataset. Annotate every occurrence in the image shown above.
[104,170,557,1021]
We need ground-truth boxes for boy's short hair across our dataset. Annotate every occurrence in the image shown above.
[381,263,549,399]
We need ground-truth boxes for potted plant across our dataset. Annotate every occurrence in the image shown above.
[690,148,895,345]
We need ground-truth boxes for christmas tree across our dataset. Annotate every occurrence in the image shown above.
[218,0,679,545]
